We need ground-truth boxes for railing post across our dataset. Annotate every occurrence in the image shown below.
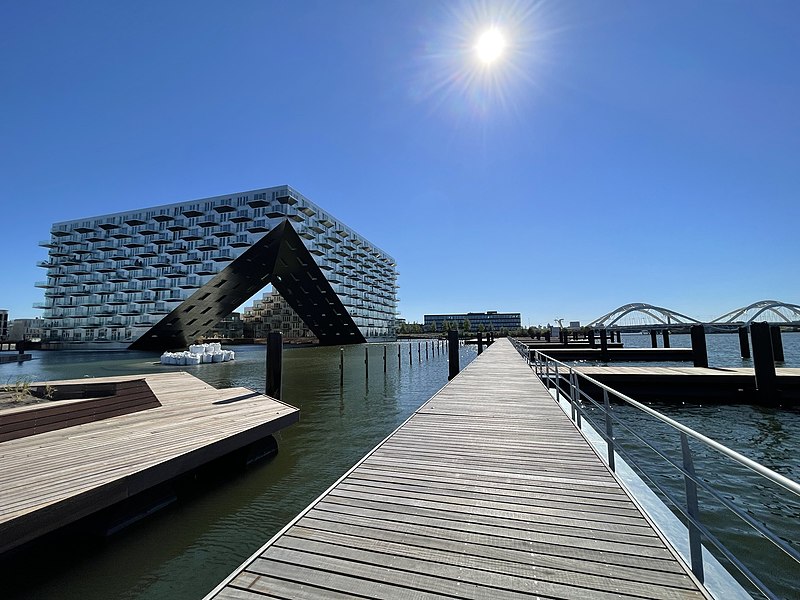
[569,369,576,421]
[680,432,705,583]
[603,389,615,472]
[574,371,582,428]
[266,331,283,399]
[477,332,483,355]
[554,363,561,400]
[545,360,551,390]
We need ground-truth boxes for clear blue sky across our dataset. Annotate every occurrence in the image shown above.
[2,0,798,326]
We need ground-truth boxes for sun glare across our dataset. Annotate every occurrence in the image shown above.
[475,28,506,64]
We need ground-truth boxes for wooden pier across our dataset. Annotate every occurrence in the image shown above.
[205,339,710,599]
[0,372,298,555]
[530,347,694,362]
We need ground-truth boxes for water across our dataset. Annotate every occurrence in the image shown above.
[1,341,476,600]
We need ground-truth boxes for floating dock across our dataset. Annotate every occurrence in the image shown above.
[573,365,800,403]
[0,372,298,555]
[205,340,710,599]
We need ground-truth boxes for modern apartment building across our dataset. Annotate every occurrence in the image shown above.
[8,317,45,342]
[36,185,398,350]
[242,289,317,341]
[424,311,521,332]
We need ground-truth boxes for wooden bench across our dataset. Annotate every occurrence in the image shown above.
[0,379,161,443]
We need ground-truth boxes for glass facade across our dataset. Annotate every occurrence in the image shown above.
[424,311,521,332]
[36,185,398,348]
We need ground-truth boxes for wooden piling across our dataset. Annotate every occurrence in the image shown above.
[751,322,777,403]
[409,343,412,366]
[365,346,369,380]
[383,345,387,373]
[477,332,483,355]
[662,330,670,348]
[738,326,751,359]
[418,342,421,361]
[690,325,708,368]
[266,332,283,399]
[770,325,785,362]
[588,330,595,348]
[448,330,459,380]
[340,347,344,386]
[600,329,609,362]
[425,342,429,360]
[650,330,658,348]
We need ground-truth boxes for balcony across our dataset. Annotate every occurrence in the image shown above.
[180,252,202,264]
[211,224,234,238]
[197,238,220,251]
[229,234,252,248]
[247,195,269,208]
[50,227,71,238]
[177,277,200,289]
[276,192,298,205]
[151,257,171,268]
[164,268,189,279]
[135,269,157,281]
[138,224,160,236]
[97,221,120,231]
[123,217,147,226]
[151,236,172,246]
[151,279,171,291]
[109,230,133,240]
[167,219,188,232]
[230,209,252,223]
[246,219,269,233]
[34,280,55,288]
[164,294,185,303]
[196,263,217,276]
[180,228,203,241]
[165,243,188,255]
[181,208,203,218]
[212,202,235,213]
[210,248,234,262]
[39,239,58,248]
[198,217,218,228]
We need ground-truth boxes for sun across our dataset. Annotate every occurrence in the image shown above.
[475,28,506,64]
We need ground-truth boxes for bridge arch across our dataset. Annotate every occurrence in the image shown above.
[588,303,701,329]
[710,300,800,325]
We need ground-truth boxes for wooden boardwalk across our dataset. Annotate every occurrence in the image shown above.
[206,339,710,600]
[0,372,298,554]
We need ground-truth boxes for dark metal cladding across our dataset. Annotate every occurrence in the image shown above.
[129,220,365,350]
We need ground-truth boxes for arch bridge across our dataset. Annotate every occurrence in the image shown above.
[587,300,800,331]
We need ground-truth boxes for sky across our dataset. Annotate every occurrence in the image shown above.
[2,0,799,326]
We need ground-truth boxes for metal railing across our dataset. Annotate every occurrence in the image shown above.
[509,337,800,600]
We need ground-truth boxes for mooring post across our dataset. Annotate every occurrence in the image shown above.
[563,330,569,346]
[339,347,344,386]
[448,330,460,380]
[770,325,785,362]
[573,330,578,341]
[477,332,483,355]
[409,343,412,366]
[588,330,595,348]
[398,344,401,369]
[690,325,708,368]
[418,342,421,361]
[365,346,369,380]
[266,332,283,399]
[383,345,387,373]
[425,341,429,360]
[600,329,609,362]
[662,330,671,348]
[650,330,658,348]
[616,330,622,343]
[751,322,777,402]
[738,326,751,359]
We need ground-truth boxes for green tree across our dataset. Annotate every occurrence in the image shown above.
[463,318,471,332]
[478,323,485,333]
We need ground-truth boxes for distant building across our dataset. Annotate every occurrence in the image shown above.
[242,289,318,342]
[569,321,581,329]
[424,311,521,332]
[0,310,8,340]
[207,312,244,340]
[8,318,45,342]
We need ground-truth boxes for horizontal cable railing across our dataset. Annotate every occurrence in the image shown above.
[509,337,800,600]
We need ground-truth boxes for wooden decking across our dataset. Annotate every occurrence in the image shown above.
[0,372,298,555]
[206,339,710,600]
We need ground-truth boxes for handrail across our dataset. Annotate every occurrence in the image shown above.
[508,337,800,599]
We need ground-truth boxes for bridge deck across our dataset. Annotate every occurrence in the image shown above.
[206,339,709,600]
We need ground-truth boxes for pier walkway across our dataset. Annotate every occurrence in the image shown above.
[206,339,710,600]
